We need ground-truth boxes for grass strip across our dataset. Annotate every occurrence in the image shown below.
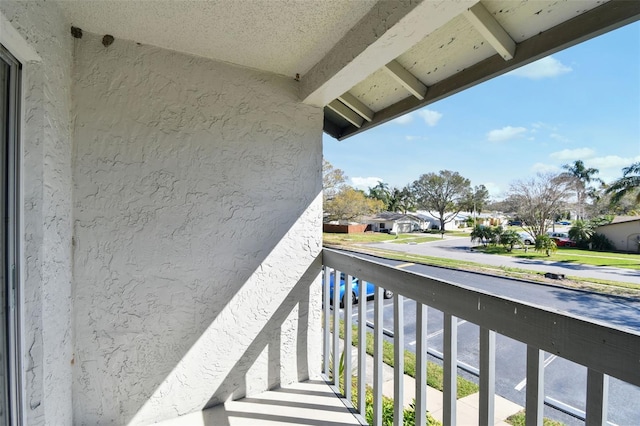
[476,246,640,270]
[333,317,479,399]
[506,410,565,426]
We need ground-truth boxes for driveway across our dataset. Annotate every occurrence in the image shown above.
[367,236,640,285]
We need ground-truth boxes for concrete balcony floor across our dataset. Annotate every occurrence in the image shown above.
[154,380,364,426]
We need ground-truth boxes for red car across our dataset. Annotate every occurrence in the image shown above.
[551,236,576,247]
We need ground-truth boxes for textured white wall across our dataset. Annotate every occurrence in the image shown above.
[71,33,323,424]
[0,2,74,425]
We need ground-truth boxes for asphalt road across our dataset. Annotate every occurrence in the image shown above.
[367,236,640,285]
[333,249,640,425]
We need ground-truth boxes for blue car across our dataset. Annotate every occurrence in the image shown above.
[326,272,393,308]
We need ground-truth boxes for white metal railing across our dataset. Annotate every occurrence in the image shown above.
[321,248,640,426]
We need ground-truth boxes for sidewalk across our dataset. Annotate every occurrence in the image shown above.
[339,340,523,425]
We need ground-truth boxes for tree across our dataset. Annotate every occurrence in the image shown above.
[534,234,557,256]
[412,170,471,237]
[560,160,602,220]
[569,216,614,249]
[324,187,384,222]
[499,229,523,252]
[461,184,490,225]
[368,181,391,209]
[470,225,492,247]
[568,219,592,248]
[395,186,417,214]
[507,173,570,240]
[605,162,640,206]
[323,159,347,201]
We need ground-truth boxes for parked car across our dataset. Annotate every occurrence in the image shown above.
[518,231,534,245]
[326,272,393,308]
[547,231,569,239]
[508,220,523,226]
[550,236,577,247]
[555,220,571,226]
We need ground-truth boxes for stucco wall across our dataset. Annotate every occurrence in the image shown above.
[0,2,74,425]
[597,221,640,252]
[71,33,323,424]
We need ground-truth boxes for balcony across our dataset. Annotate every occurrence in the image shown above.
[157,248,639,426]
[318,248,640,425]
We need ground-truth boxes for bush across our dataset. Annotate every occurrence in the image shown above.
[590,233,614,251]
[471,225,502,247]
[499,229,522,252]
[535,234,557,256]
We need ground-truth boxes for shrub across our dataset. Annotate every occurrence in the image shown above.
[535,234,557,256]
[499,229,522,252]
[590,233,614,251]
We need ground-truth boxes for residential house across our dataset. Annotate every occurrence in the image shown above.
[595,216,640,252]
[416,210,467,231]
[1,1,638,425]
[364,212,431,234]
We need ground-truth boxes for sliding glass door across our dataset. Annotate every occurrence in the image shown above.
[1,43,22,425]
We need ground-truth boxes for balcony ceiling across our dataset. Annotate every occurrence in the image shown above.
[56,0,640,140]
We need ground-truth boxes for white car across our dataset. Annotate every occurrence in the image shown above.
[518,231,534,245]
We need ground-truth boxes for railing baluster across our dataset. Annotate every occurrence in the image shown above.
[585,369,609,426]
[322,249,640,426]
[323,266,330,376]
[415,303,427,426]
[443,313,458,426]
[343,274,353,401]
[373,285,383,426]
[357,278,367,413]
[525,346,544,426]
[394,294,404,426]
[332,269,341,387]
[479,327,496,425]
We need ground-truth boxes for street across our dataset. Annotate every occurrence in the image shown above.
[333,247,640,425]
[367,236,640,285]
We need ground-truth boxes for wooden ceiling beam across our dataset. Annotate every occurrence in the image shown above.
[331,0,640,140]
[383,60,428,100]
[464,2,516,60]
[327,100,364,128]
[337,92,374,122]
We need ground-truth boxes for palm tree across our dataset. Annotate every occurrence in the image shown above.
[368,181,391,210]
[605,162,640,205]
[560,160,602,220]
[535,234,557,256]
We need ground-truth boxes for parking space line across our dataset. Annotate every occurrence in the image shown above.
[409,319,468,345]
[514,354,557,391]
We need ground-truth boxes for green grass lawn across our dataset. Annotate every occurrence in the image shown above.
[390,236,441,244]
[323,231,467,246]
[476,245,640,270]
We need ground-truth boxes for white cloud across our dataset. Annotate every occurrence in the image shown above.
[588,155,640,170]
[351,176,384,190]
[487,126,527,142]
[417,109,443,127]
[531,163,560,174]
[508,56,572,80]
[390,113,413,125]
[549,147,596,161]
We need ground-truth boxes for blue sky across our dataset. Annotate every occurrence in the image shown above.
[323,21,640,200]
